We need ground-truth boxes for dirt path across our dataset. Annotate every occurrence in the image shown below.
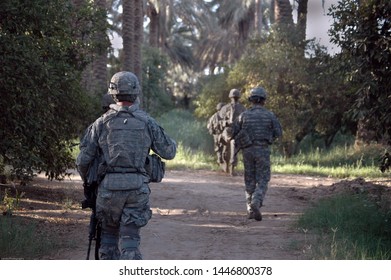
[9,170,341,260]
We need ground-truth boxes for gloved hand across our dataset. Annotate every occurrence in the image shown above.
[82,182,96,209]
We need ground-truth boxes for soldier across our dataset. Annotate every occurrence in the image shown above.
[76,71,176,259]
[233,87,282,221]
[219,89,246,175]
[207,102,225,164]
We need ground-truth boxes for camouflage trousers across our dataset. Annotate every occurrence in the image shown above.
[223,139,238,165]
[242,145,271,212]
[213,135,224,163]
[96,183,152,260]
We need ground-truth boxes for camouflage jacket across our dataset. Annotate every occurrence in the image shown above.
[76,103,176,189]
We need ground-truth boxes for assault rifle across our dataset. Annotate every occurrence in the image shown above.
[81,181,101,260]
[80,147,102,260]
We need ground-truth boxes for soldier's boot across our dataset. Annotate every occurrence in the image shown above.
[217,154,224,164]
[250,203,262,221]
[246,192,253,219]
[229,165,236,176]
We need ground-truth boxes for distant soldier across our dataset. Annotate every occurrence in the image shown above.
[219,89,246,175]
[233,87,282,221]
[207,102,225,164]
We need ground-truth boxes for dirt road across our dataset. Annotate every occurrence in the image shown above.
[10,170,341,260]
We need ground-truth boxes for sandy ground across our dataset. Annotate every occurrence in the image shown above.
[2,169,350,260]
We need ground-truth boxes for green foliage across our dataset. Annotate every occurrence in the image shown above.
[328,0,391,144]
[142,47,175,117]
[166,143,218,171]
[228,32,352,156]
[0,0,108,181]
[193,72,233,119]
[1,188,25,216]
[272,142,387,178]
[297,193,391,259]
[157,109,214,153]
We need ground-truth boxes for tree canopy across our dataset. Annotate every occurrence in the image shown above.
[0,0,108,181]
[1,0,390,180]
[328,0,391,145]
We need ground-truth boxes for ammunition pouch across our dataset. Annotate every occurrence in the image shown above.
[221,126,233,144]
[234,129,253,150]
[145,154,165,183]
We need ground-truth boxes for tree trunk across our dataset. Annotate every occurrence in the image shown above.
[254,0,263,35]
[93,0,108,96]
[159,0,167,48]
[133,0,143,85]
[296,0,308,53]
[122,0,134,72]
[148,4,159,48]
[274,0,294,26]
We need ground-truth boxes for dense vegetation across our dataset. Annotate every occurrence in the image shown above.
[297,192,391,259]
[0,0,389,181]
[1,0,390,262]
[0,0,108,181]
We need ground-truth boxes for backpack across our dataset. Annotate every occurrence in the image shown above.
[145,154,165,183]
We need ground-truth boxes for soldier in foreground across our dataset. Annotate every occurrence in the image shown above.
[77,71,176,259]
[233,87,282,221]
[207,102,225,164]
[219,89,246,175]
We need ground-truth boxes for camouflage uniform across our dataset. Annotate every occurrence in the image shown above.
[233,87,282,221]
[77,72,176,259]
[219,89,246,175]
[207,103,225,163]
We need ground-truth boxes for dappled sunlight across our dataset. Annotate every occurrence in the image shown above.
[16,209,89,224]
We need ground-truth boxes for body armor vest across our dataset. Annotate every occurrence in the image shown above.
[99,108,151,171]
[242,107,274,144]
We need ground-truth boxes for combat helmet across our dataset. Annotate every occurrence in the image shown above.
[108,71,140,102]
[228,88,240,98]
[216,102,225,111]
[249,87,267,101]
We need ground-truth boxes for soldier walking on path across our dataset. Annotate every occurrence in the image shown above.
[77,71,176,259]
[232,87,282,221]
[219,89,246,175]
[207,102,225,164]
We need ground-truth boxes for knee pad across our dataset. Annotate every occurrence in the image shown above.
[100,229,120,260]
[120,224,140,250]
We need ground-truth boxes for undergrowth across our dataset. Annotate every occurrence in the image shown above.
[297,193,391,259]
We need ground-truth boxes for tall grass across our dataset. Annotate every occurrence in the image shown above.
[272,144,387,178]
[0,216,54,259]
[297,193,391,259]
[157,109,214,153]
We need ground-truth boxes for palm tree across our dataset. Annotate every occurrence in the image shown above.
[122,0,135,72]
[122,0,144,101]
[133,0,144,84]
[93,0,109,96]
